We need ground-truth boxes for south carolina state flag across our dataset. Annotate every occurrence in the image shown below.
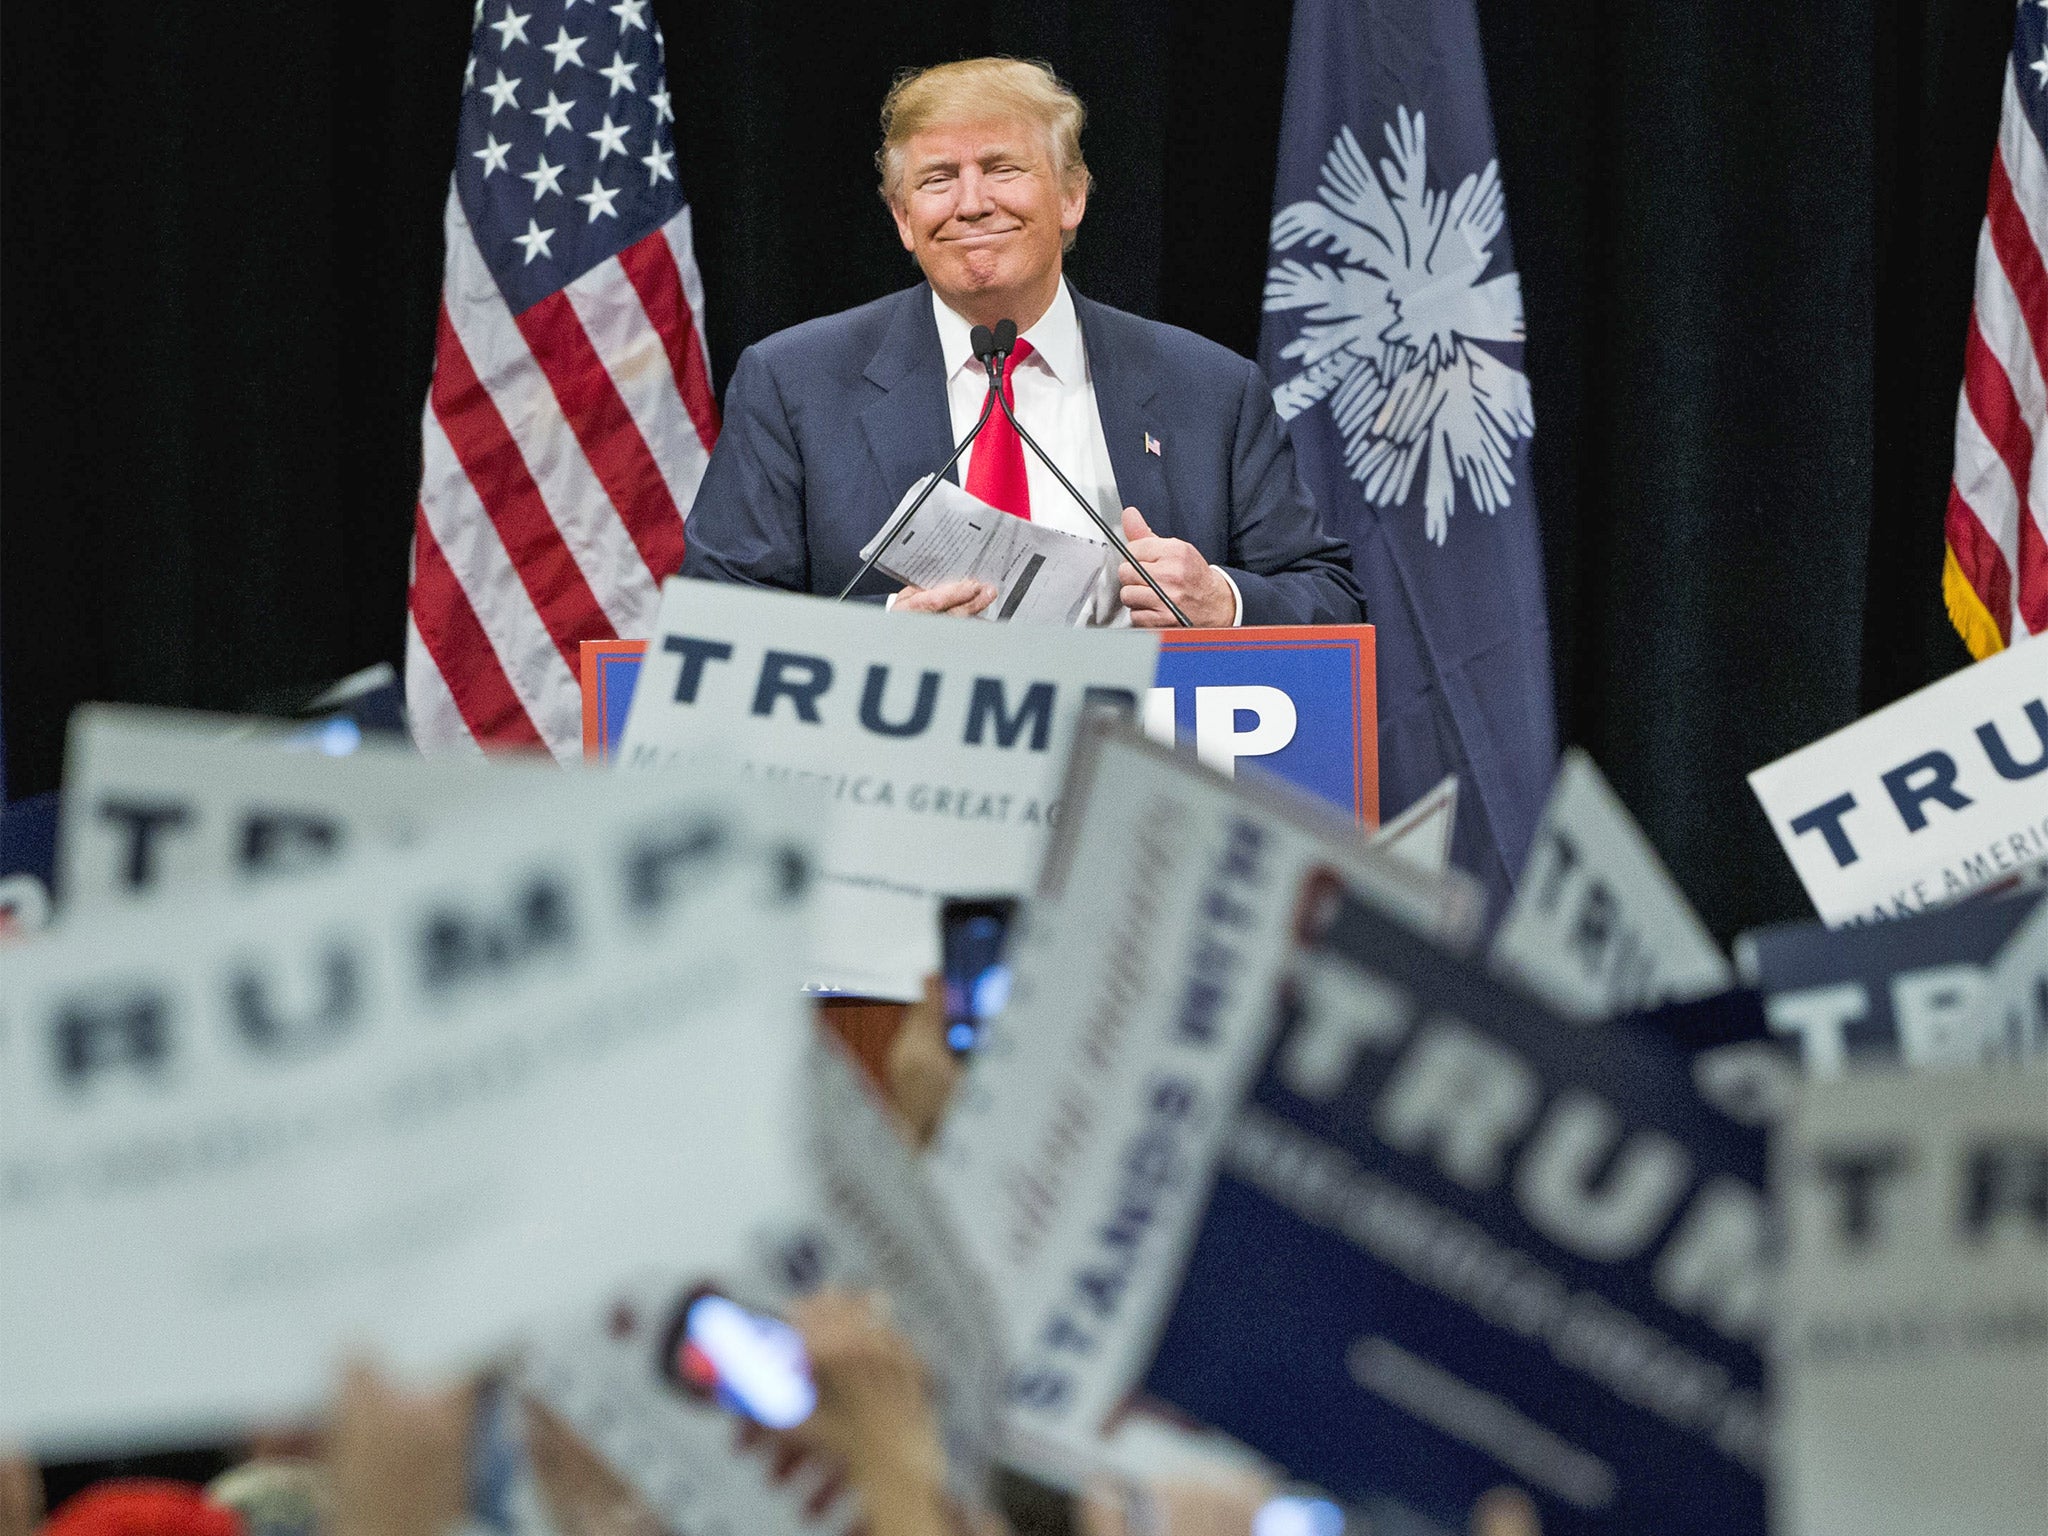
[1262,0,1558,913]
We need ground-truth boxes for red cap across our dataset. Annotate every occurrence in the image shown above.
[43,1481,245,1536]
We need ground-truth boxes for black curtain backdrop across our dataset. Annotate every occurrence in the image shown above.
[0,0,2005,941]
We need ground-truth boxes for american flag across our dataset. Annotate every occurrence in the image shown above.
[1946,2,2048,660]
[407,0,717,757]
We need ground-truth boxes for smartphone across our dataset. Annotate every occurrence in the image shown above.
[940,896,1019,1053]
[658,1288,817,1430]
[1253,1496,1350,1536]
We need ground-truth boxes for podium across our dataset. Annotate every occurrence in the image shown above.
[583,618,1376,1071]
[582,622,1378,825]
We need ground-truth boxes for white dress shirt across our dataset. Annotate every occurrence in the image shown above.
[923,280,1242,624]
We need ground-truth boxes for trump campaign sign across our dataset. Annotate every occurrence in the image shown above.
[587,623,1381,827]
[1143,880,1769,1536]
[1772,1068,2048,1536]
[1144,626,1379,825]
[614,579,1159,998]
[1749,642,2048,925]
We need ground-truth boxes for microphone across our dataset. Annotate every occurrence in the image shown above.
[833,325,1006,601]
[980,318,1191,626]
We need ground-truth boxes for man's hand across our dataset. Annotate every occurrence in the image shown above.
[892,578,996,617]
[1116,508,1236,628]
[885,973,962,1151]
[328,1362,475,1536]
[523,1396,666,1536]
[790,1291,950,1536]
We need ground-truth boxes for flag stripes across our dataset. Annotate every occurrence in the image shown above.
[514,287,690,581]
[406,6,717,758]
[429,302,619,671]
[619,216,720,449]
[407,195,716,758]
[408,518,548,752]
[1946,39,2048,658]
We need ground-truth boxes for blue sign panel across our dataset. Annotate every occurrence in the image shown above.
[581,626,1380,824]
[1152,629,1377,823]
[1141,880,1767,1536]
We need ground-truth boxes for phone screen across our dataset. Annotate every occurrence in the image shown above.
[1253,1496,1348,1536]
[660,1290,816,1429]
[940,897,1018,1053]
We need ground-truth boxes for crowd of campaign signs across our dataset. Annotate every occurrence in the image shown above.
[0,577,2042,1536]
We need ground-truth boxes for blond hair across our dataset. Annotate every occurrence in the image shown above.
[876,57,1092,212]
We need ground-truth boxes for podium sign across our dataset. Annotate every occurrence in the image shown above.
[584,623,1378,825]
[1147,625,1377,825]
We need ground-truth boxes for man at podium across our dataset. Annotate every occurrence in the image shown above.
[680,57,1365,629]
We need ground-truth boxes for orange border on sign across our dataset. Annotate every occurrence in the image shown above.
[1157,624,1379,826]
[580,638,649,762]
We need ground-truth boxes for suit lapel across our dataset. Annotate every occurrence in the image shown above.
[1075,290,1174,535]
[860,285,956,503]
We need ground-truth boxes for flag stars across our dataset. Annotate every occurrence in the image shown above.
[541,25,586,72]
[588,112,630,159]
[464,55,477,90]
[649,86,673,124]
[598,51,640,97]
[577,177,621,222]
[512,218,556,265]
[531,90,576,134]
[488,5,531,49]
[472,132,512,176]
[521,152,566,200]
[640,142,674,186]
[610,0,649,32]
[2032,42,2048,92]
[482,67,522,113]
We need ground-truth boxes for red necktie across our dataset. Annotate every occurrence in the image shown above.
[964,337,1035,519]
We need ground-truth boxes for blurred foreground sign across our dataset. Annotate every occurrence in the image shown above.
[1142,883,1767,1536]
[618,579,1159,999]
[1735,893,2044,1074]
[58,705,549,911]
[1748,644,2048,925]
[1490,751,1729,1020]
[0,772,814,1456]
[1773,1068,2048,1536]
[931,720,1479,1466]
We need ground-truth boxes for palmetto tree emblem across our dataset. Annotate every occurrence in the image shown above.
[1266,110,1534,545]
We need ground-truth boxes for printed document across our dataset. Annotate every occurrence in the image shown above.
[863,476,1117,625]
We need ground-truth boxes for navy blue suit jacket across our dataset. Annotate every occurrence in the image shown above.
[679,283,1366,626]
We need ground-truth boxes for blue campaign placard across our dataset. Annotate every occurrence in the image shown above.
[594,649,641,756]
[1140,880,1767,1536]
[581,626,1380,824]
[1735,891,2044,1070]
[1153,630,1376,823]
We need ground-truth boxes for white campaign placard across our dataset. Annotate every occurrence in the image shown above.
[515,1036,1004,1536]
[1368,773,1459,879]
[930,720,1480,1464]
[617,578,1160,998]
[58,704,551,911]
[1772,1067,2048,1536]
[1490,750,1730,1020]
[0,770,817,1455]
[1748,643,2048,925]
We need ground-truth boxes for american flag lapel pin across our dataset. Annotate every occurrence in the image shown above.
[1144,431,1162,457]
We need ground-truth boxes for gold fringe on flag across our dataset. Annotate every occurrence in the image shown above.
[1943,542,2007,660]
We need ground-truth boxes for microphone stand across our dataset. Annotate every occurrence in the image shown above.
[981,321,1192,627]
[834,330,1004,602]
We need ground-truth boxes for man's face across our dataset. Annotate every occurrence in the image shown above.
[889,116,1086,313]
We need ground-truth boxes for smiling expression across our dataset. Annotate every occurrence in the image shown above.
[889,116,1087,325]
